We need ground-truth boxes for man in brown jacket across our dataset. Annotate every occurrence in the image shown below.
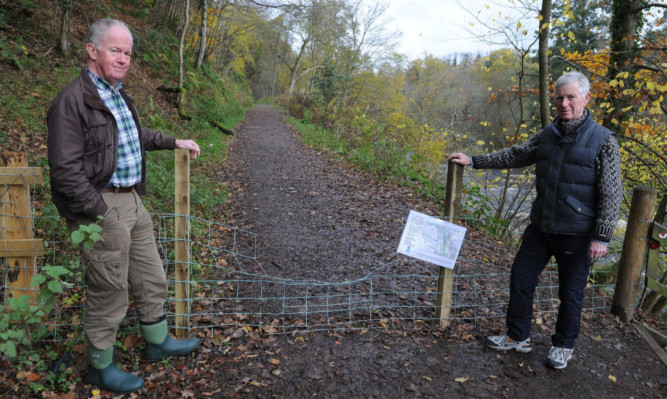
[47,18,200,394]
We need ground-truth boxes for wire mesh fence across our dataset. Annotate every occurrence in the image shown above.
[1,210,623,343]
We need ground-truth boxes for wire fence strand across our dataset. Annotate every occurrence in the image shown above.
[1,207,622,342]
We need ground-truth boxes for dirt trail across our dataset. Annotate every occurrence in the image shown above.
[209,104,665,398]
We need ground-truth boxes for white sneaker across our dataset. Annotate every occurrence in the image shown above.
[486,335,532,353]
[547,346,573,369]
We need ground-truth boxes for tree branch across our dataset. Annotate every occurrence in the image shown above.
[638,2,667,10]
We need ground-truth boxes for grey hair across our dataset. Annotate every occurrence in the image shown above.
[87,18,132,48]
[554,71,590,97]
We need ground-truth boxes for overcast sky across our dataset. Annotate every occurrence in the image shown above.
[384,0,504,60]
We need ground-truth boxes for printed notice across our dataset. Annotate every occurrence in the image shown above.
[397,210,466,269]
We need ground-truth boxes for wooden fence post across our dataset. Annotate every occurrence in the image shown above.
[0,152,45,304]
[436,161,464,328]
[174,149,190,337]
[611,186,657,322]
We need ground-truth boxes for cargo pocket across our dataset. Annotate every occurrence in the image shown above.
[83,249,127,290]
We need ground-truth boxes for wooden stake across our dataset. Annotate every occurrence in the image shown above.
[436,161,464,328]
[174,149,190,337]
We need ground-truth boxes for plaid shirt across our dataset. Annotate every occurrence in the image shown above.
[88,68,142,187]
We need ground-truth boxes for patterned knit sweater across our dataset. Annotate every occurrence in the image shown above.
[471,109,623,243]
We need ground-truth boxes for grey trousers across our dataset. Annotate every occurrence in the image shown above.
[69,190,167,350]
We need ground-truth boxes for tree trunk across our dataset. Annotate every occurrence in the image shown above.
[195,0,207,69]
[272,31,281,97]
[178,0,190,117]
[218,4,235,69]
[603,0,642,131]
[288,38,309,95]
[58,0,73,57]
[167,0,179,21]
[538,0,552,128]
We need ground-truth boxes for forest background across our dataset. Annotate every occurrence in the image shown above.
[0,0,666,396]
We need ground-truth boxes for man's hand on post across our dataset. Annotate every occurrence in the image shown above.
[448,152,471,166]
[175,139,201,160]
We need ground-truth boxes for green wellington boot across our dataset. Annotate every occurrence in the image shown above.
[140,318,200,361]
[87,346,144,394]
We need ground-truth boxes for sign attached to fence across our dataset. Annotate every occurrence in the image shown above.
[397,210,466,269]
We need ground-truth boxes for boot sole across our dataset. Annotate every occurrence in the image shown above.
[487,345,532,353]
[87,377,145,394]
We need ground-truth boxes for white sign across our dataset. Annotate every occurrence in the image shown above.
[397,210,466,269]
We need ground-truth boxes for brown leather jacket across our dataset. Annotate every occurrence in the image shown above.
[47,67,176,222]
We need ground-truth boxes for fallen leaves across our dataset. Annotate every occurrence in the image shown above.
[16,371,42,382]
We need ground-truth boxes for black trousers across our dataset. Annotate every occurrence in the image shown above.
[506,224,592,349]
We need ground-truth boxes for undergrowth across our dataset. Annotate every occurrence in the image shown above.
[0,3,253,395]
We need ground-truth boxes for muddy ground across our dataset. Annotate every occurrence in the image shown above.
[198,104,665,399]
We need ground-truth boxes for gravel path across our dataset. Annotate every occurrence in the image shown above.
[203,104,666,399]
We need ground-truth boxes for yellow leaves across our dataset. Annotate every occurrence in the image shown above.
[476,140,486,146]
[609,374,617,383]
[592,335,602,342]
[516,21,522,32]
[567,31,576,42]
